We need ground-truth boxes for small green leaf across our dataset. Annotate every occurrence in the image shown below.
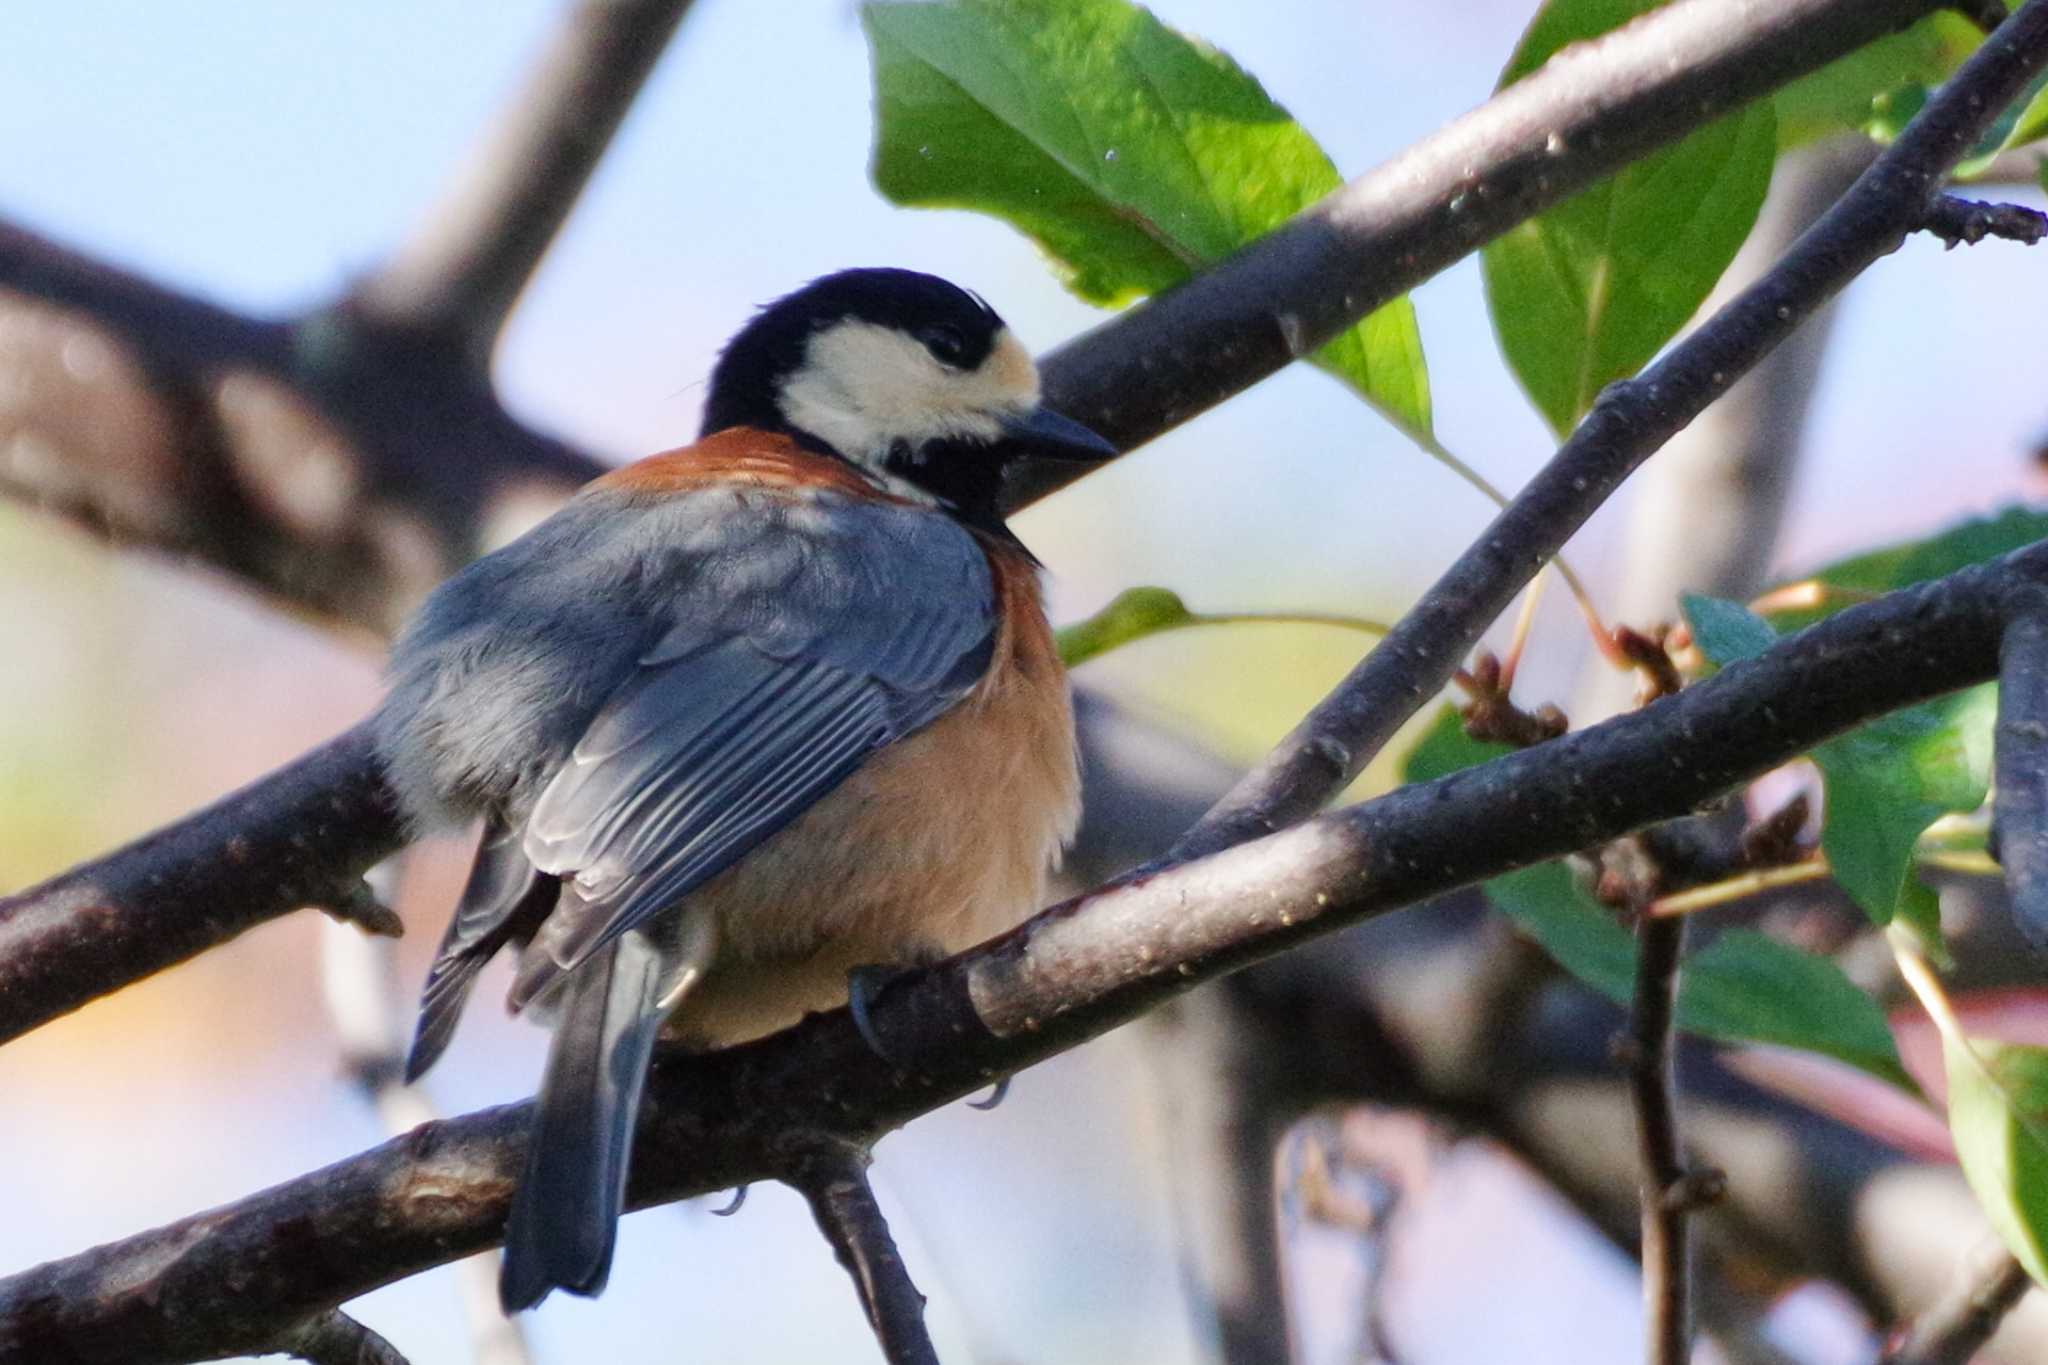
[1945,1036,2048,1288]
[1055,587,1388,668]
[1895,875,1954,971]
[1481,0,1776,436]
[1398,707,1912,1090]
[863,0,1432,438]
[1870,67,2048,178]
[1055,587,1195,667]
[1681,593,1777,667]
[1814,685,1997,924]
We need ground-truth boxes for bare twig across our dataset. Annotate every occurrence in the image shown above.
[787,1144,939,1365]
[1626,910,1695,1365]
[272,1311,411,1365]
[349,0,702,362]
[2,536,2045,1361]
[1882,1240,2035,1365]
[1996,584,2048,946]
[1921,193,2048,246]
[1160,0,2048,868]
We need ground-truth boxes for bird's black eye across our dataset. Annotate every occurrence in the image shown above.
[919,324,969,369]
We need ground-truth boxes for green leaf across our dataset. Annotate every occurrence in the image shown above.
[1681,593,1776,667]
[1398,707,1913,1090]
[1481,0,1777,436]
[1945,1036,2048,1288]
[1774,13,1978,150]
[1487,862,1914,1089]
[1056,587,1195,667]
[1762,504,2048,632]
[1055,587,1388,668]
[1814,684,1997,924]
[862,0,1432,438]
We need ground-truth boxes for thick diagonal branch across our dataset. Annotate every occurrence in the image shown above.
[1,536,2042,1364]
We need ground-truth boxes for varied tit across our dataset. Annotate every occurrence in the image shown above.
[372,268,1115,1312]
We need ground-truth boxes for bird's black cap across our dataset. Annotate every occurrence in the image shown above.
[702,268,1007,437]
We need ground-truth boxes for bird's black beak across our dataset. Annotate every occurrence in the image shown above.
[1000,406,1119,462]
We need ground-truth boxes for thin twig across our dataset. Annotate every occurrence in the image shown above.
[1626,910,1694,1365]
[2,534,2044,1360]
[1882,1239,2034,1365]
[273,1310,411,1365]
[349,0,702,362]
[787,1143,940,1365]
[1995,584,2048,945]
[1921,194,2048,247]
[1160,0,2048,868]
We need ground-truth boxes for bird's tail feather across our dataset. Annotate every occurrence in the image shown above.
[499,929,670,1312]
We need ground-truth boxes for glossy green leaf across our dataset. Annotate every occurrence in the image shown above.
[1945,1036,2048,1288]
[1481,0,1776,436]
[1681,593,1776,667]
[1814,684,1996,925]
[1055,586,1387,668]
[1774,13,1978,150]
[1398,708,1913,1089]
[863,0,1432,438]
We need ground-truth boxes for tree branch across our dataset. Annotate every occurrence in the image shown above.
[347,0,702,363]
[3,535,2044,1362]
[1881,1241,2035,1365]
[1628,909,1695,1365]
[1995,584,2048,945]
[1921,193,2048,246]
[787,1143,939,1365]
[0,724,402,1044]
[1161,0,2048,866]
[273,1311,412,1365]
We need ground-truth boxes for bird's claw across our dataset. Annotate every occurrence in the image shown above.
[967,1077,1011,1111]
[846,963,909,1065]
[711,1185,748,1217]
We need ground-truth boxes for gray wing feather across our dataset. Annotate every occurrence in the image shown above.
[518,496,997,980]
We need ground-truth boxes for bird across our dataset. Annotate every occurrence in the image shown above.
[370,267,1114,1312]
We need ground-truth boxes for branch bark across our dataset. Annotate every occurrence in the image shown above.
[3,535,2045,1363]
[1629,910,1694,1365]
[0,724,401,1044]
[789,1144,940,1365]
[1882,1241,2035,1365]
[1995,583,2048,945]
